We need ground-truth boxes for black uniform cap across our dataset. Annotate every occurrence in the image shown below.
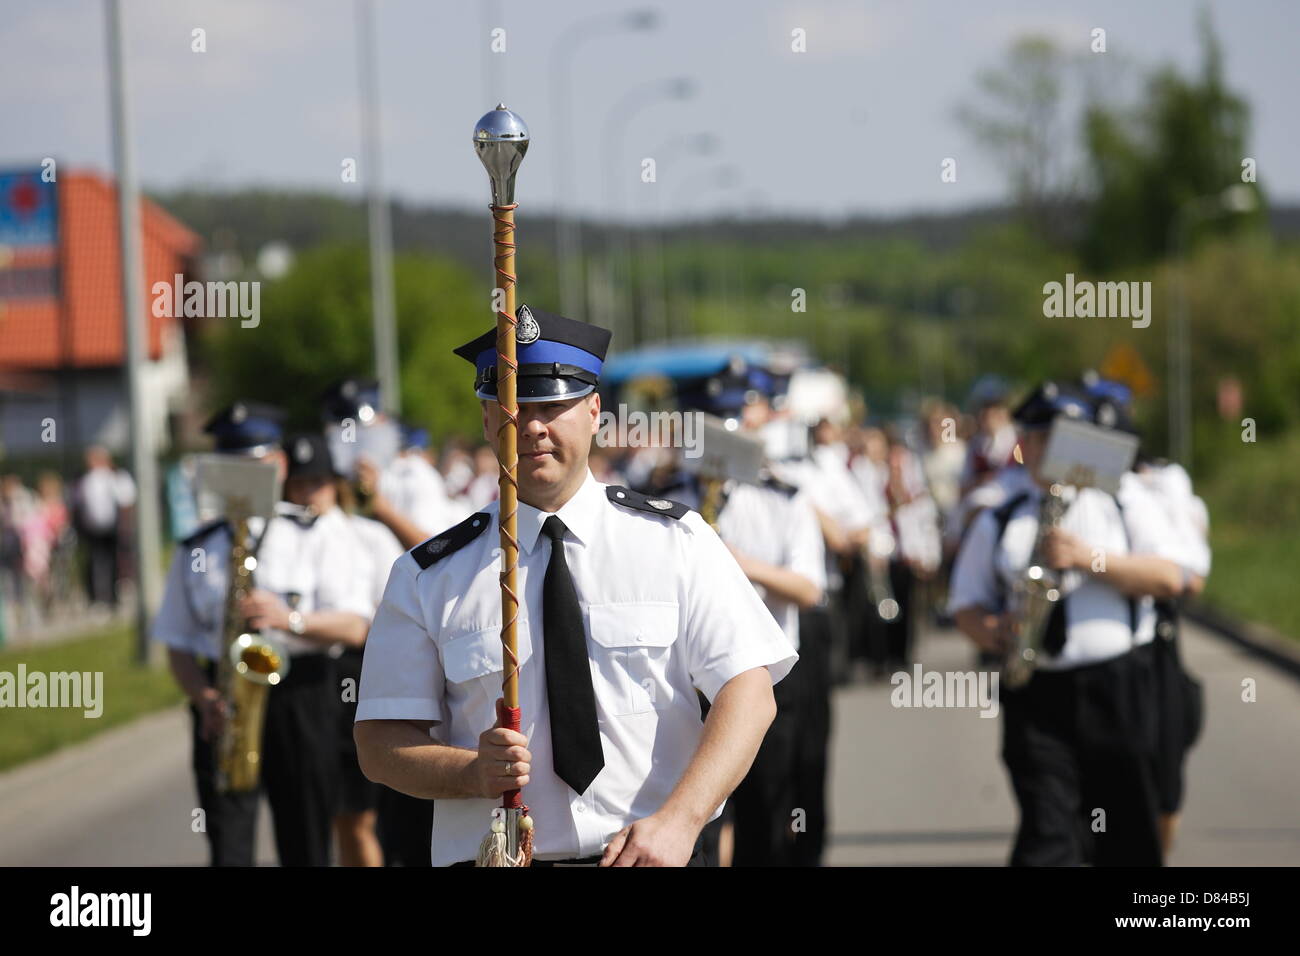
[285,432,340,480]
[453,304,612,402]
[203,401,286,453]
[320,378,382,424]
[1012,381,1094,430]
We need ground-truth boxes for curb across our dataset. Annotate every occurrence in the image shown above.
[1186,602,1300,682]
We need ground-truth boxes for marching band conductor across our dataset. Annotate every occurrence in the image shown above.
[354,306,798,866]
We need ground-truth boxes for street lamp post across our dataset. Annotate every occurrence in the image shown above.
[638,133,717,341]
[549,9,657,319]
[666,165,741,338]
[601,76,695,345]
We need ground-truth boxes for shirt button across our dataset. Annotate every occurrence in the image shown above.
[575,803,586,813]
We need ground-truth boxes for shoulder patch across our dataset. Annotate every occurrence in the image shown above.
[181,517,229,548]
[605,485,689,520]
[412,512,492,569]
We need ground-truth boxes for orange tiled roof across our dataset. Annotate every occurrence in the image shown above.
[0,171,201,370]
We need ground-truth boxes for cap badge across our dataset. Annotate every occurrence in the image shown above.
[294,438,313,463]
[515,305,540,344]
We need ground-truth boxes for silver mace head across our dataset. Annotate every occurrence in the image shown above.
[473,103,530,206]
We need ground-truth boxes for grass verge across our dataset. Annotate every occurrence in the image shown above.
[0,625,183,773]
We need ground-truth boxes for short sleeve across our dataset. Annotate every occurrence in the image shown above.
[947,508,1001,615]
[356,555,446,723]
[151,543,207,655]
[680,514,798,702]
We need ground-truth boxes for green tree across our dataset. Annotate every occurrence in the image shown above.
[204,245,489,442]
[1080,10,1263,268]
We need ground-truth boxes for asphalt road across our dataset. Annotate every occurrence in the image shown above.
[1,620,1297,866]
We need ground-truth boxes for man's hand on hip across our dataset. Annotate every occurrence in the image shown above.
[600,811,700,867]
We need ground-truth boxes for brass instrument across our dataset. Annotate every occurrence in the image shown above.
[216,510,290,793]
[1005,482,1067,688]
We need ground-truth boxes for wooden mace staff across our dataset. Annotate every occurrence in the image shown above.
[473,103,533,866]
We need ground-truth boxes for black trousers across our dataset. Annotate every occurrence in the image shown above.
[191,705,259,867]
[377,788,435,867]
[730,645,803,867]
[84,530,118,605]
[262,654,342,866]
[192,654,341,866]
[1001,643,1163,867]
[337,649,380,815]
[790,608,833,866]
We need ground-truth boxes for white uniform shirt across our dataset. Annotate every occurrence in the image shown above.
[381,454,456,536]
[345,513,405,609]
[948,484,1180,669]
[152,504,373,660]
[715,482,826,650]
[356,470,797,866]
[1125,465,1211,578]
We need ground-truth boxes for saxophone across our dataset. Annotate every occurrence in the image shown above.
[1005,483,1067,688]
[216,510,290,793]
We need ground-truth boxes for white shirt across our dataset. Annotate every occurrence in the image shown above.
[948,484,1181,669]
[381,454,455,537]
[356,470,797,866]
[345,513,405,610]
[1125,465,1211,578]
[77,467,135,533]
[716,482,826,649]
[152,504,373,660]
[946,464,1036,546]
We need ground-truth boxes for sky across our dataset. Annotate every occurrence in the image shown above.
[2,0,1298,224]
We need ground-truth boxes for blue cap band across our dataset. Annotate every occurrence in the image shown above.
[474,340,604,377]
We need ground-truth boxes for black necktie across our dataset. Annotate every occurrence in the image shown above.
[541,516,604,794]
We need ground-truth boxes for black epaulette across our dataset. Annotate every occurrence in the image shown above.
[412,512,492,569]
[606,485,689,520]
[760,473,799,498]
[275,503,318,529]
[180,518,228,548]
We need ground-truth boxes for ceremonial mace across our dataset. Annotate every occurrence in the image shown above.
[473,104,534,867]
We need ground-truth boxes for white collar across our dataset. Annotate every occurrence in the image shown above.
[514,470,604,555]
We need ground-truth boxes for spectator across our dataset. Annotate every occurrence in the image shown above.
[74,446,136,608]
[1,474,37,629]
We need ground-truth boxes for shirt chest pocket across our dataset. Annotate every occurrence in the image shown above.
[586,602,680,717]
[442,623,534,686]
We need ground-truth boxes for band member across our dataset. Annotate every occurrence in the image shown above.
[948,382,1185,866]
[665,361,826,866]
[1086,376,1208,858]
[330,445,405,867]
[354,307,797,866]
[152,406,373,866]
[321,379,449,865]
[322,378,455,550]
